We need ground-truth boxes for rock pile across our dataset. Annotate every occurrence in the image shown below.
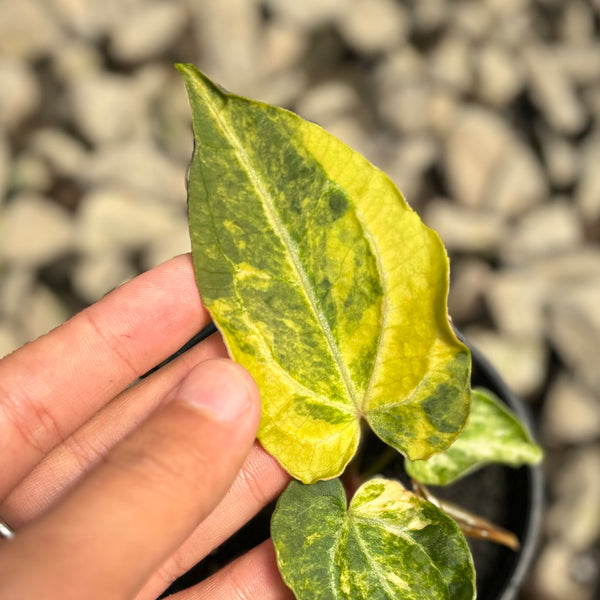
[1,1,599,598]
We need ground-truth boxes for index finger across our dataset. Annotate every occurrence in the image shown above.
[0,254,209,498]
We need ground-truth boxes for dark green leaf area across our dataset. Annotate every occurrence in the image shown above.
[272,478,475,600]
[405,387,544,485]
[183,65,382,402]
[422,383,469,433]
[294,397,358,425]
[272,480,347,599]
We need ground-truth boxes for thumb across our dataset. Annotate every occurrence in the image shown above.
[0,359,262,600]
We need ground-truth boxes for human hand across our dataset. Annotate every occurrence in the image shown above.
[0,254,292,599]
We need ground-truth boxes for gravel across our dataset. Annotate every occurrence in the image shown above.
[1,1,599,598]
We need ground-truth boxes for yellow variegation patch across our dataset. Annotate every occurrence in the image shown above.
[177,64,471,483]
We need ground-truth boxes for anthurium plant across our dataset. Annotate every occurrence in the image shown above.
[176,64,543,600]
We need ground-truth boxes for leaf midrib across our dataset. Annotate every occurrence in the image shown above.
[199,86,359,413]
[351,513,450,599]
[346,516,410,598]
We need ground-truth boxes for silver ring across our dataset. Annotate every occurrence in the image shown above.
[0,517,15,540]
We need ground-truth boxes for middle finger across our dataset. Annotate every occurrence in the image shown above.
[0,333,228,525]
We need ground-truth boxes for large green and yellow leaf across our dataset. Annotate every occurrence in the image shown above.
[177,63,471,483]
[406,387,543,486]
[272,478,475,599]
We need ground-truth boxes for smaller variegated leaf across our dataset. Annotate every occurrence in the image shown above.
[406,387,543,486]
[271,478,475,600]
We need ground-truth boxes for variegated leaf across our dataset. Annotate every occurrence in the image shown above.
[177,64,471,483]
[406,387,543,486]
[271,478,475,599]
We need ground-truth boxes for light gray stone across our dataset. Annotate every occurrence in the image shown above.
[295,82,359,126]
[84,140,186,204]
[549,281,600,395]
[0,135,8,201]
[560,0,596,42]
[20,283,70,342]
[109,0,186,63]
[375,46,425,93]
[72,251,137,303]
[0,320,21,359]
[45,0,114,39]
[429,34,473,94]
[75,186,188,255]
[486,142,548,218]
[379,81,432,134]
[500,199,583,265]
[487,8,533,50]
[1,270,70,344]
[9,153,53,193]
[47,0,160,41]
[524,44,588,135]
[317,116,374,164]
[475,44,524,107]
[141,221,192,271]
[530,540,593,600]
[0,0,64,59]
[445,107,547,214]
[191,0,262,91]
[463,327,548,398]
[381,135,438,202]
[556,43,600,87]
[539,129,579,189]
[69,71,156,145]
[423,200,507,254]
[264,0,352,28]
[244,70,307,109]
[542,374,600,446]
[451,1,492,42]
[546,446,600,550]
[533,247,600,287]
[412,0,448,33]
[427,86,460,136]
[0,58,40,131]
[577,133,600,223]
[295,85,373,158]
[485,269,547,339]
[0,267,35,321]
[583,82,600,126]
[338,0,408,55]
[151,73,196,163]
[447,258,493,323]
[445,107,509,208]
[1,194,74,267]
[50,38,103,83]
[486,0,530,15]
[29,128,90,180]
[261,20,307,75]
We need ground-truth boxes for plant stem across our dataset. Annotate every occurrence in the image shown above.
[412,481,520,551]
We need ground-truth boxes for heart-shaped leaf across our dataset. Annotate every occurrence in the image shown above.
[177,64,470,483]
[272,478,476,599]
[406,387,543,486]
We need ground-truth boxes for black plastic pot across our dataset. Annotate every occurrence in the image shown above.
[159,330,543,600]
[438,337,543,600]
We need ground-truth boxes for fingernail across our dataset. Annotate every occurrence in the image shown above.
[176,360,256,423]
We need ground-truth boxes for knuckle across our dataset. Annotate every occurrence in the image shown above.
[225,563,259,600]
[62,429,110,474]
[0,380,64,456]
